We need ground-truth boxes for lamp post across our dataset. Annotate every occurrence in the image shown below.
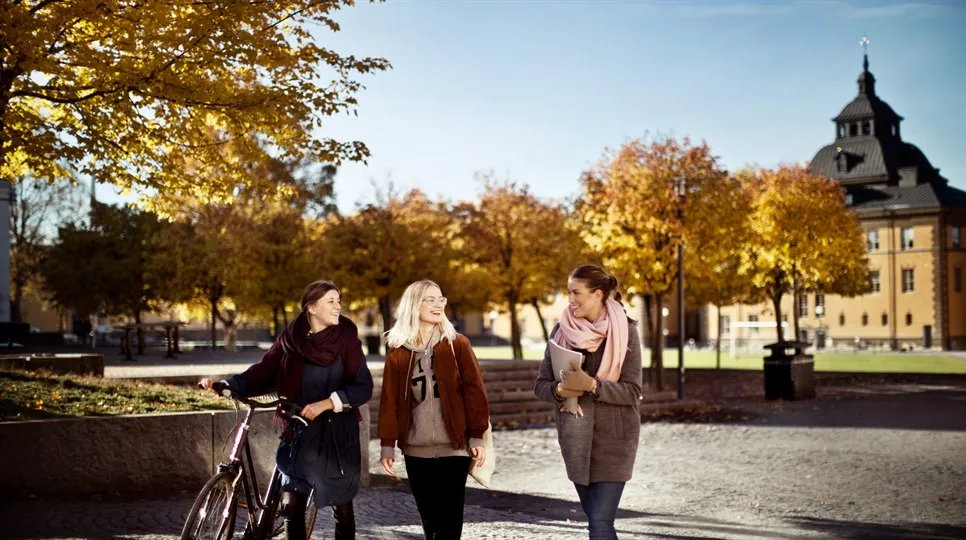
[676,175,686,400]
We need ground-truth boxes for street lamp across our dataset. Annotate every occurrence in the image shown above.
[676,175,686,400]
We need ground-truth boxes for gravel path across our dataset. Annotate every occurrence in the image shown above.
[4,379,965,539]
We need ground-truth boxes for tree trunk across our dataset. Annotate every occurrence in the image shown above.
[378,294,392,336]
[508,293,523,360]
[715,304,722,369]
[791,267,800,342]
[134,310,145,355]
[281,305,289,326]
[11,279,23,322]
[772,292,785,343]
[652,294,665,391]
[530,298,550,343]
[272,305,280,337]
[210,297,218,349]
[224,318,238,352]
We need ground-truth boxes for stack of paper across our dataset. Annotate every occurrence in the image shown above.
[548,340,584,415]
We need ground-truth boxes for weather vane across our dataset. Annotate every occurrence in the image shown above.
[859,34,871,53]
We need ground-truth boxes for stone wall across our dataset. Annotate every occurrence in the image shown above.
[0,405,369,497]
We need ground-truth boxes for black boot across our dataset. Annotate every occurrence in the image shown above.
[332,501,356,540]
[280,491,308,540]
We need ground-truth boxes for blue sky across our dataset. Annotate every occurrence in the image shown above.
[290,0,966,212]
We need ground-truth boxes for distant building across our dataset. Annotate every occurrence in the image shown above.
[709,53,966,350]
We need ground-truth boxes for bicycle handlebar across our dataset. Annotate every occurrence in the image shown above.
[199,381,308,426]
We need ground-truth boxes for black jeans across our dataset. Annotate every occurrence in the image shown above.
[405,455,472,540]
[280,491,355,540]
[574,481,626,540]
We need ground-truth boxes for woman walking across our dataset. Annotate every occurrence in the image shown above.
[201,280,373,540]
[534,264,643,540]
[377,280,490,540]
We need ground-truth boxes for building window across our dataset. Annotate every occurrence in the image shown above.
[891,124,897,136]
[845,193,853,206]
[838,124,845,138]
[748,315,758,322]
[862,313,869,326]
[905,313,913,326]
[815,294,825,315]
[953,227,961,248]
[798,295,808,317]
[721,315,731,333]
[955,267,963,293]
[850,123,858,136]
[901,227,914,250]
[866,229,879,251]
[882,313,889,326]
[839,313,846,326]
[862,121,871,135]
[902,269,915,293]
[870,270,881,293]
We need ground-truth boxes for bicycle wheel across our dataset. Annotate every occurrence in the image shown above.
[180,471,240,540]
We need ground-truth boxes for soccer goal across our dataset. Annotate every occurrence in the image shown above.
[727,321,789,358]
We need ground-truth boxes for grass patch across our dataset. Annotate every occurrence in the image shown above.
[473,346,966,374]
[0,369,232,422]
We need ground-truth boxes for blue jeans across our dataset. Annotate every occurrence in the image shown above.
[574,482,626,540]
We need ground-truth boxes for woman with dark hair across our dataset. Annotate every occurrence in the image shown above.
[534,264,643,540]
[200,280,373,540]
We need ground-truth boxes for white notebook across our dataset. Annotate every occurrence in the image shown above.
[548,339,585,414]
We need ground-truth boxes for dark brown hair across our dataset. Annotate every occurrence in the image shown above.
[300,280,340,312]
[569,264,623,304]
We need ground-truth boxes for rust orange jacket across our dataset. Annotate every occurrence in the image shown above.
[378,334,489,452]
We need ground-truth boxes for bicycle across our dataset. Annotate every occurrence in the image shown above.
[180,384,319,540]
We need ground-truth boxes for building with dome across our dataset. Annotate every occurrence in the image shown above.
[708,53,966,351]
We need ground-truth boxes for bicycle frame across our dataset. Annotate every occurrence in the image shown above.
[215,403,285,540]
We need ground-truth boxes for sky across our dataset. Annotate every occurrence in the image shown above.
[101,1,966,212]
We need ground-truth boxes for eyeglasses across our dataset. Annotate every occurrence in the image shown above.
[421,296,447,306]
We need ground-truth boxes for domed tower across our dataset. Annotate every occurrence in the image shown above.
[810,53,942,188]
[802,45,966,352]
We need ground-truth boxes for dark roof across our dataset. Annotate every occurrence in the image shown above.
[846,182,966,213]
[834,94,902,122]
[810,137,938,184]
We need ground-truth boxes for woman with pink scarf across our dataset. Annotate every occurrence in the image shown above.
[534,264,643,540]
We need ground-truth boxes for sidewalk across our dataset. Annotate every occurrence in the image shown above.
[5,380,965,539]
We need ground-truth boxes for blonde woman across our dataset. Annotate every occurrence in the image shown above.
[377,280,490,539]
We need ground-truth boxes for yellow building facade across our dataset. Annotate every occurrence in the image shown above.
[707,55,966,351]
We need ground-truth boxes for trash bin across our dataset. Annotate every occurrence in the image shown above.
[763,341,815,400]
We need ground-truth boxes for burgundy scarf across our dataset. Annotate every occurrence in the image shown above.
[276,313,364,425]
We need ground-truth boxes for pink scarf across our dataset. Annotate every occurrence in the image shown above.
[553,298,629,382]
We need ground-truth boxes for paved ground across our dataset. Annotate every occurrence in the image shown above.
[4,377,966,539]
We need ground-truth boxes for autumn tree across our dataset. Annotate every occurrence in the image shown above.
[323,187,453,335]
[1,0,389,201]
[740,165,871,343]
[576,136,730,389]
[455,176,585,359]
[8,177,83,321]
[683,173,754,368]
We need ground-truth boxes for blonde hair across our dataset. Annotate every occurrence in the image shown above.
[385,280,458,349]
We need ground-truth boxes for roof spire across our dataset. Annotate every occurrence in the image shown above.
[857,34,875,96]
[860,34,871,72]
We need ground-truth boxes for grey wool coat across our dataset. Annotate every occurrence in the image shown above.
[534,320,643,485]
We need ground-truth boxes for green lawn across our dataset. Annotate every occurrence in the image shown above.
[473,346,966,374]
[0,369,232,421]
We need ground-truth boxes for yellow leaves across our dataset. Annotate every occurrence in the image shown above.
[578,135,730,297]
[2,0,389,201]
